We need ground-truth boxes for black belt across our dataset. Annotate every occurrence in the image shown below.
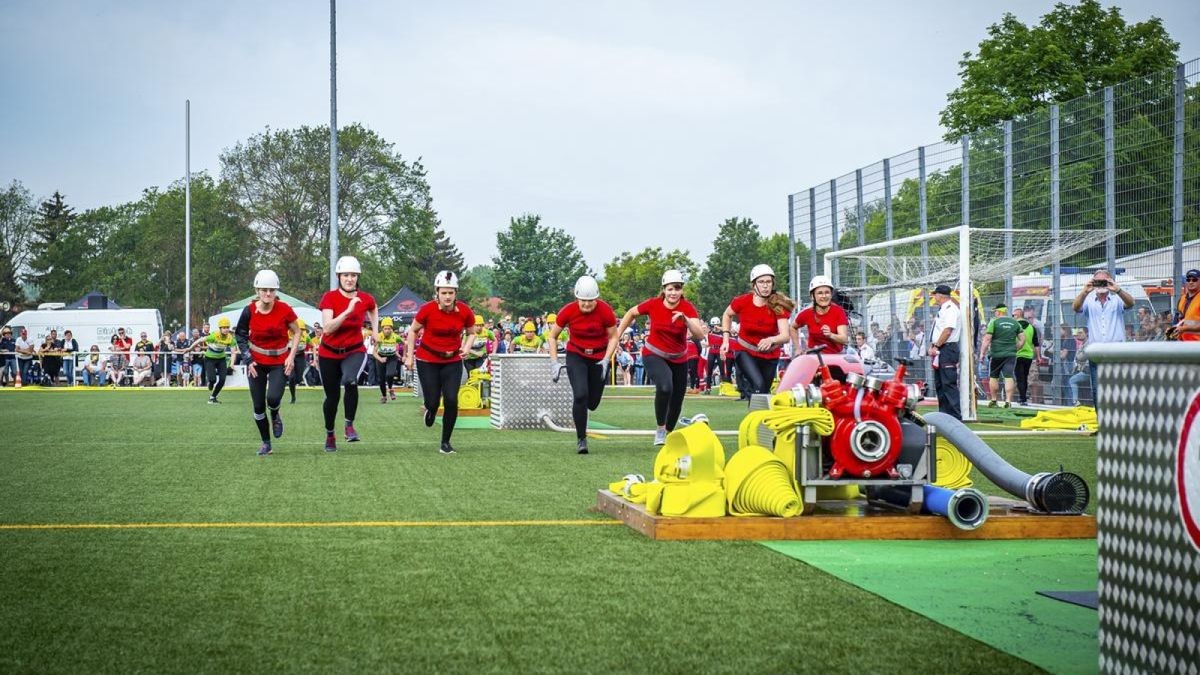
[420,343,458,359]
[574,346,602,355]
[321,342,361,355]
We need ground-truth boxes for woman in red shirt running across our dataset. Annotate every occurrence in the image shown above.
[318,256,378,451]
[234,270,301,456]
[404,270,476,455]
[611,269,707,446]
[547,275,618,455]
[791,274,849,356]
[720,264,794,399]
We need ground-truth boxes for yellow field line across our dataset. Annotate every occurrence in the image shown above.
[0,519,622,531]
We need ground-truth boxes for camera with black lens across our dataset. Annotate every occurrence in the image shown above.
[1092,279,1109,288]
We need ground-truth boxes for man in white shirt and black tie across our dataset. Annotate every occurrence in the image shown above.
[928,284,962,420]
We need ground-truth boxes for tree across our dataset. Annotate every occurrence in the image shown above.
[458,264,495,310]
[492,214,587,317]
[598,247,698,315]
[25,191,78,301]
[0,180,35,308]
[695,217,762,319]
[759,233,800,299]
[940,0,1178,139]
[362,205,464,300]
[220,123,432,300]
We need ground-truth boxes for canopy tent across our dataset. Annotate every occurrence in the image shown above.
[220,292,314,312]
[378,287,425,320]
[67,291,123,310]
[208,293,322,334]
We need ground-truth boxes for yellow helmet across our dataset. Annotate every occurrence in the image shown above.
[474,315,484,326]
[523,321,536,333]
[217,317,231,328]
[296,318,306,330]
[381,317,394,328]
[546,313,557,325]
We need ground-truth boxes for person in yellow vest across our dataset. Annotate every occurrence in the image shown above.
[464,314,494,371]
[511,321,545,353]
[287,318,311,404]
[541,313,560,344]
[374,317,401,402]
[1173,268,1200,341]
[197,317,238,404]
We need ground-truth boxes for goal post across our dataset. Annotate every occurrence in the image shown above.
[822,226,1121,420]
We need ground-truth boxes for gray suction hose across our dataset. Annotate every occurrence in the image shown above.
[924,412,1090,515]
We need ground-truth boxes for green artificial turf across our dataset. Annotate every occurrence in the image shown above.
[0,388,1094,673]
[763,540,1099,675]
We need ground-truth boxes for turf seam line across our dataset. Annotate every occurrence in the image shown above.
[0,519,624,531]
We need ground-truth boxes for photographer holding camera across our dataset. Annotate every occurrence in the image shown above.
[1072,270,1133,411]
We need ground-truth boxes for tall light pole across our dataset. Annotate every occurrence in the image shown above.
[185,99,191,335]
[328,0,339,288]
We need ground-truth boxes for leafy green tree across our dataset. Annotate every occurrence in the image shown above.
[492,214,587,317]
[25,191,78,300]
[458,264,495,309]
[696,217,762,318]
[940,0,1178,139]
[598,247,698,315]
[220,123,432,300]
[0,180,35,309]
[759,232,801,299]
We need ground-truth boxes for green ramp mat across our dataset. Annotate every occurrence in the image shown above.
[763,539,1097,675]
[441,416,618,430]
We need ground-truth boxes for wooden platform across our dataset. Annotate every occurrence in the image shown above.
[595,490,1096,541]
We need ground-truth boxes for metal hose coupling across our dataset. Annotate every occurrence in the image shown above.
[1025,471,1090,515]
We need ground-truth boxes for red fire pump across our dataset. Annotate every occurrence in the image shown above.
[817,360,913,479]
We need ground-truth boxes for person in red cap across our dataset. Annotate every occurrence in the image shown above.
[234,269,301,456]
[547,275,618,454]
[611,269,706,446]
[318,255,378,451]
[404,270,475,455]
[791,274,849,358]
[720,264,794,400]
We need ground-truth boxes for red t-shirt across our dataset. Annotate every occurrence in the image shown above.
[114,336,133,355]
[637,297,698,364]
[729,293,786,360]
[414,300,474,364]
[248,300,298,366]
[318,290,376,359]
[685,339,699,361]
[707,332,724,351]
[793,304,849,354]
[556,300,617,361]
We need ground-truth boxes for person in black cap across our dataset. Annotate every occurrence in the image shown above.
[1174,268,1200,342]
[927,284,962,419]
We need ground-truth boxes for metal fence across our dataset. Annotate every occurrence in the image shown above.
[787,59,1200,406]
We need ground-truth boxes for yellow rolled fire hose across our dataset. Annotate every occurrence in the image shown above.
[933,437,974,489]
[725,445,801,517]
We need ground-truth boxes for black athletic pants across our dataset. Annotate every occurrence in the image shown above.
[934,342,962,420]
[288,354,305,400]
[734,352,778,398]
[642,354,687,431]
[204,357,227,399]
[248,363,286,442]
[1015,356,1032,403]
[417,360,462,444]
[376,356,397,396]
[320,351,366,432]
[565,352,607,440]
[705,352,728,388]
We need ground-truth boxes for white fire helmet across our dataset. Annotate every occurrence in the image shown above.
[253,269,280,290]
[335,256,362,275]
[750,264,775,283]
[809,275,833,293]
[574,275,600,300]
[434,270,459,289]
[709,317,720,326]
[661,269,685,287]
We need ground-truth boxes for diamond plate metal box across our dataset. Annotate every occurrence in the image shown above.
[490,354,573,429]
[1088,343,1200,675]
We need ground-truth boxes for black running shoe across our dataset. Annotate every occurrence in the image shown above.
[576,439,589,455]
[272,413,283,439]
[257,442,272,456]
[424,409,436,427]
[439,442,456,455]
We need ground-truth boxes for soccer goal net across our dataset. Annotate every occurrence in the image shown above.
[821,226,1121,419]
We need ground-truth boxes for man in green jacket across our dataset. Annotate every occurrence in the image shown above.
[979,304,1025,408]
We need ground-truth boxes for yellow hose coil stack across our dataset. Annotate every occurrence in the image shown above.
[458,384,482,409]
[641,420,727,517]
[933,437,974,489]
[725,445,801,517]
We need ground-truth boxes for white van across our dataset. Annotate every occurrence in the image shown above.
[1010,272,1153,332]
[4,308,164,357]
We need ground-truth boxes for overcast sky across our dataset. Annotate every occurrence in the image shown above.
[3,1,1198,272]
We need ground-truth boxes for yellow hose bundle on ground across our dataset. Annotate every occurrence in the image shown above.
[933,437,974,489]
[725,445,801,517]
[718,382,740,398]
[633,421,728,517]
[1018,406,1097,432]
